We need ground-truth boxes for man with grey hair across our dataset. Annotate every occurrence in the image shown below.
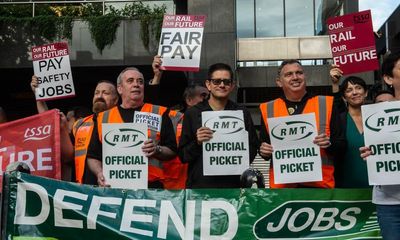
[182,85,209,110]
[87,66,177,188]
[31,56,163,184]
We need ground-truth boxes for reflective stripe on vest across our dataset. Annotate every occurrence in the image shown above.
[169,111,184,133]
[169,110,184,142]
[163,110,186,189]
[73,118,84,136]
[75,149,87,158]
[318,96,327,134]
[73,115,94,183]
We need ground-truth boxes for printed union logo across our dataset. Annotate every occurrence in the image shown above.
[104,128,146,148]
[353,13,370,24]
[23,125,51,142]
[365,108,400,133]
[271,121,314,141]
[253,200,378,239]
[204,116,244,134]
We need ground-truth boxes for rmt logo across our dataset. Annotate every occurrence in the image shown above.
[104,128,146,148]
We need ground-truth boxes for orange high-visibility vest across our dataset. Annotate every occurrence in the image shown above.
[260,96,335,188]
[162,110,187,189]
[97,104,168,182]
[73,115,94,184]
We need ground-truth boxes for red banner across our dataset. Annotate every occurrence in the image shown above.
[327,10,379,75]
[0,110,61,190]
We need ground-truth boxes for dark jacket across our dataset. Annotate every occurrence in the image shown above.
[179,99,260,188]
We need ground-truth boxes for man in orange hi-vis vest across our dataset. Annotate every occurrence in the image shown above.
[86,66,177,189]
[259,59,346,188]
[31,56,164,184]
[72,80,119,184]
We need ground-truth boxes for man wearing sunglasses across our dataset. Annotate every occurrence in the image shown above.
[178,63,259,188]
[259,59,345,188]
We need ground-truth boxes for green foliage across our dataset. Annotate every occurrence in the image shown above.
[135,4,166,51]
[80,3,103,17]
[56,16,74,40]
[86,15,121,53]
[28,16,58,40]
[0,4,56,17]
[114,2,166,51]
[0,15,73,42]
[0,2,166,53]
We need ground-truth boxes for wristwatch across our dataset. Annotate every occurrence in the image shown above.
[155,144,162,154]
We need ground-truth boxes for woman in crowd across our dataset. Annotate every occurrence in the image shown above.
[330,66,369,187]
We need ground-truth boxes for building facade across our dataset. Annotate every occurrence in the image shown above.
[183,0,373,124]
[1,0,376,121]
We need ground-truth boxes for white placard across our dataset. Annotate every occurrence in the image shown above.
[267,113,322,184]
[362,101,400,185]
[32,42,75,100]
[158,15,206,72]
[102,123,148,189]
[134,112,162,133]
[202,110,249,176]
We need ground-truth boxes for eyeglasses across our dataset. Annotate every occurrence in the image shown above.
[210,78,233,86]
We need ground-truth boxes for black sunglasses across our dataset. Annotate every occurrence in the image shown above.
[210,78,233,86]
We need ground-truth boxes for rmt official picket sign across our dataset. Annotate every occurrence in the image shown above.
[202,110,250,176]
[267,113,323,184]
[102,123,148,189]
[362,101,400,185]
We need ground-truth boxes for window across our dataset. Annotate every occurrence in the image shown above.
[255,0,284,37]
[285,0,314,36]
[315,0,345,35]
[236,0,345,38]
[237,0,255,37]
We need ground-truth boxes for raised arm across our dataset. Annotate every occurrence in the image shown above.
[149,55,163,85]
[31,75,49,113]
[329,64,343,94]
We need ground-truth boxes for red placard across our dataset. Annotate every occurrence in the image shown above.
[0,110,61,191]
[327,10,379,75]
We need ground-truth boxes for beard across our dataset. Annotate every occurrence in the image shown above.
[92,100,107,113]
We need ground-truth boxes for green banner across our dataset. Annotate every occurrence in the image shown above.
[3,172,381,239]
